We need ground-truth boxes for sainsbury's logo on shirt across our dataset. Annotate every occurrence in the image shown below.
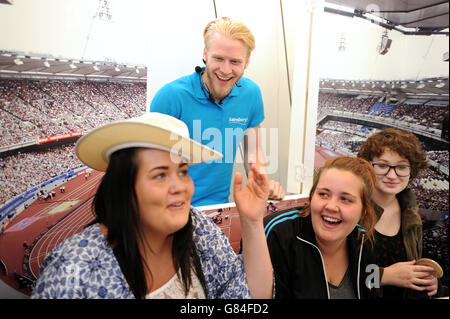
[228,117,248,126]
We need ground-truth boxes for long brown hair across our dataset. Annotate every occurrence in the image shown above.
[90,148,207,298]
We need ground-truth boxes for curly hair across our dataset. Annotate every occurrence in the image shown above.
[357,128,429,179]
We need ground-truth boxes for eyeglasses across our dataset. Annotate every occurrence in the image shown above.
[371,162,411,177]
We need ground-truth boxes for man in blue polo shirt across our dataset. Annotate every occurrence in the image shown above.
[150,17,285,206]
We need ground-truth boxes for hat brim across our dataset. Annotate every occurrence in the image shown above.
[75,120,223,171]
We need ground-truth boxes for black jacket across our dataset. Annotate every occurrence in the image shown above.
[264,210,379,299]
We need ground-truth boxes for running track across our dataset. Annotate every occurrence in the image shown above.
[0,170,102,296]
[0,169,307,297]
[314,145,343,172]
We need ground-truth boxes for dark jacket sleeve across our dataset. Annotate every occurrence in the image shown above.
[264,214,296,298]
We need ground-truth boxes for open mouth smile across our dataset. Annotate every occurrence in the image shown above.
[322,215,342,226]
[216,73,232,81]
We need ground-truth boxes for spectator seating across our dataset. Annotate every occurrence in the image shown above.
[0,78,145,209]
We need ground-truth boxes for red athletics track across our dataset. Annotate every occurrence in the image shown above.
[0,170,103,296]
[201,195,309,253]
[0,167,308,297]
[314,145,344,172]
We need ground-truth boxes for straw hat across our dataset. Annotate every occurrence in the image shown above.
[75,112,223,171]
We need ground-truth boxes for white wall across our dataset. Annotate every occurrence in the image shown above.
[285,0,323,194]
[0,0,149,64]
[147,0,215,105]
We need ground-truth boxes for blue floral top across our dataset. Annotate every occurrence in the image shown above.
[31,207,251,299]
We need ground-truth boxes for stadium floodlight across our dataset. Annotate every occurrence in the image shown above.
[96,0,113,22]
[377,30,392,55]
[337,33,346,52]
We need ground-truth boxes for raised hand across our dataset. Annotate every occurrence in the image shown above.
[233,163,270,223]
[234,163,273,299]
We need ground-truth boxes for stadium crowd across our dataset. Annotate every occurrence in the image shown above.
[0,78,146,147]
[317,93,379,119]
[0,78,145,208]
[317,92,448,131]
[0,144,82,207]
[423,218,449,288]
[390,102,448,129]
[428,150,450,169]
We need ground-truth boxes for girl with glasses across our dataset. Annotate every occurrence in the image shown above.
[358,128,441,298]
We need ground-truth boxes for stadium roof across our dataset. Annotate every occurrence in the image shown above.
[325,0,449,35]
[0,51,146,81]
[319,77,449,100]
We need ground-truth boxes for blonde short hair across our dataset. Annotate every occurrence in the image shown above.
[203,16,255,54]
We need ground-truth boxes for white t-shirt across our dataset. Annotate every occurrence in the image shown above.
[145,270,206,299]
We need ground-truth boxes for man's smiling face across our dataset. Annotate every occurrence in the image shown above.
[202,31,250,103]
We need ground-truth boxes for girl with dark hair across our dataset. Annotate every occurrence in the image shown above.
[31,112,273,299]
